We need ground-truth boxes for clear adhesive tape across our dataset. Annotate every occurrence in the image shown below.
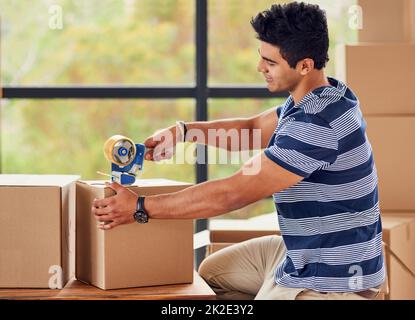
[103,135,136,167]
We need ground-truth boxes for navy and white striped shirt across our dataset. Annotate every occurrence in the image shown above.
[264,77,385,292]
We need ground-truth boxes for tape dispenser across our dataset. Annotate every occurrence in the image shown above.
[102,135,145,185]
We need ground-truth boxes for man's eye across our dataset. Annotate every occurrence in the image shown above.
[267,62,276,66]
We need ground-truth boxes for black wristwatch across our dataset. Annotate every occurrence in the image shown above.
[134,196,149,224]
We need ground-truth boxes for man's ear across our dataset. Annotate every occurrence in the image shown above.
[296,58,314,76]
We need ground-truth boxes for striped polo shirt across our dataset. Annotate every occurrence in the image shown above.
[264,77,385,292]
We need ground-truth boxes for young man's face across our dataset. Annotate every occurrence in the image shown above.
[257,41,302,93]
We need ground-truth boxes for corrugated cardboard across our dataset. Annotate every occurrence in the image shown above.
[209,230,280,243]
[336,44,415,115]
[0,174,79,288]
[382,213,415,299]
[366,116,415,211]
[209,212,280,242]
[358,0,415,43]
[76,179,194,290]
[205,243,234,256]
[205,213,280,256]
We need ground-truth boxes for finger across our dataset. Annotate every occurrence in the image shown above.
[152,151,165,162]
[160,148,173,158]
[95,214,114,222]
[93,205,113,216]
[98,221,118,230]
[93,197,113,208]
[105,181,124,193]
[144,149,154,161]
[144,136,158,148]
[153,147,173,161]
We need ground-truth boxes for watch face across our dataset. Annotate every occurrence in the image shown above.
[134,211,148,224]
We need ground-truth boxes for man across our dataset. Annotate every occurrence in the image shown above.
[92,2,384,300]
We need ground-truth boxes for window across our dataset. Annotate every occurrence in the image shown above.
[1,98,195,183]
[1,0,194,85]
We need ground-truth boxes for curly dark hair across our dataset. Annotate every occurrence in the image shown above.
[251,2,329,70]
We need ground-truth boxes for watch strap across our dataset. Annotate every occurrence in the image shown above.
[137,196,145,212]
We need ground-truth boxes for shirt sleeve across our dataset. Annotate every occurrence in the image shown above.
[264,115,338,178]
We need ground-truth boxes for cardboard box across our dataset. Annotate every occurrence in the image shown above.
[366,116,415,211]
[76,179,194,290]
[336,44,415,115]
[358,0,415,43]
[205,243,234,256]
[210,212,280,242]
[0,174,79,288]
[382,213,415,299]
[205,213,280,257]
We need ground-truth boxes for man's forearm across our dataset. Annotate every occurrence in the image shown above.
[144,177,245,220]
[184,118,258,151]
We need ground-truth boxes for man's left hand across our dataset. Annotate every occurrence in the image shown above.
[92,181,138,230]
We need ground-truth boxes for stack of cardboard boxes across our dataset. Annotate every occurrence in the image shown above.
[336,0,415,299]
[0,175,194,290]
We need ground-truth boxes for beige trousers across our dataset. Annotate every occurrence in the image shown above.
[198,235,379,300]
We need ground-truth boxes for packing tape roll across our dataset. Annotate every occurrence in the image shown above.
[103,135,136,167]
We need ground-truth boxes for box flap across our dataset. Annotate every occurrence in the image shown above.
[208,213,280,243]
[75,181,106,288]
[0,174,80,187]
[382,213,415,275]
[210,212,279,231]
[80,179,193,188]
[382,214,415,232]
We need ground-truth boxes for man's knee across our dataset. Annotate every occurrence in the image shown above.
[198,249,233,287]
[198,254,216,282]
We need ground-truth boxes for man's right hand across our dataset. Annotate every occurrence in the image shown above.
[143,125,179,162]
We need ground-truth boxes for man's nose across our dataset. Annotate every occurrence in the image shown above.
[257,60,267,73]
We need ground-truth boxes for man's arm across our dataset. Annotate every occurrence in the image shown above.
[92,152,302,228]
[145,152,300,219]
[144,107,279,160]
[184,107,278,151]
[249,107,279,149]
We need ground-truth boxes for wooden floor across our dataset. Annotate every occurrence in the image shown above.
[0,271,216,300]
